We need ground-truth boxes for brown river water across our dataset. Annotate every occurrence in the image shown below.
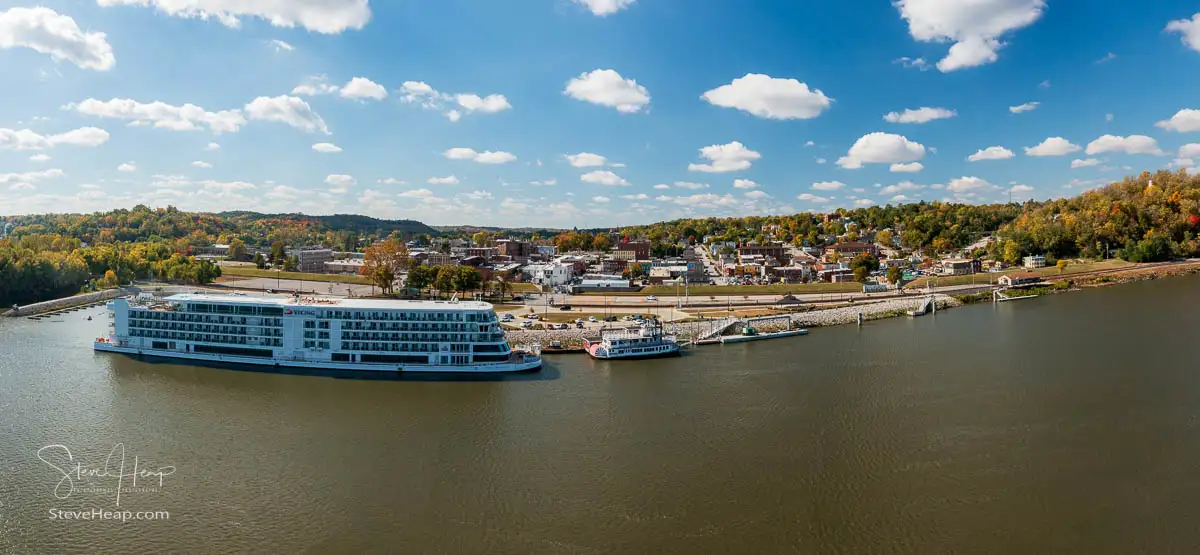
[2,275,1199,554]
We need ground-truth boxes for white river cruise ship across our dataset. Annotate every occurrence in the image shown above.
[94,293,542,373]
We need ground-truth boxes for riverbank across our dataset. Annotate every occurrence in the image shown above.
[1,288,130,318]
[506,294,963,350]
[950,259,1200,304]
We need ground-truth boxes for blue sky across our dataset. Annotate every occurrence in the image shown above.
[3,0,1200,227]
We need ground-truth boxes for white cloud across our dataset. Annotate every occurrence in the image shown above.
[946,176,993,193]
[620,193,649,200]
[312,142,342,153]
[0,169,65,188]
[890,195,911,202]
[1105,113,1114,122]
[673,182,709,190]
[1025,137,1081,157]
[880,181,926,195]
[325,174,356,187]
[653,184,671,190]
[398,188,435,199]
[1166,13,1200,53]
[812,181,845,191]
[191,160,212,168]
[815,158,826,164]
[1179,144,1200,159]
[1039,80,1051,89]
[1085,135,1165,156]
[377,177,405,185]
[1010,101,1040,114]
[894,56,931,71]
[398,80,511,121]
[796,193,831,203]
[743,190,770,200]
[688,141,761,173]
[244,95,329,134]
[890,162,924,173]
[204,142,220,151]
[701,73,832,120]
[564,69,650,114]
[266,39,293,52]
[339,77,387,101]
[96,0,371,34]
[591,195,611,203]
[428,175,459,185]
[0,126,110,150]
[854,199,876,207]
[733,179,759,189]
[1070,158,1101,169]
[1094,52,1117,64]
[895,0,1046,71]
[657,193,741,208]
[1156,109,1200,133]
[566,152,608,167]
[65,98,245,133]
[967,146,1015,161]
[836,132,925,169]
[883,107,956,124]
[117,162,136,172]
[443,148,516,164]
[454,93,510,114]
[581,170,628,186]
[291,75,341,96]
[572,0,636,16]
[459,189,493,201]
[29,153,51,162]
[0,7,115,70]
[1009,184,1034,194]
[530,179,557,186]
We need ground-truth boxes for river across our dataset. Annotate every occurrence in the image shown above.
[2,275,1199,554]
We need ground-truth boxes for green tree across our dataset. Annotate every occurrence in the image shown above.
[887,266,903,287]
[405,265,437,295]
[592,234,612,252]
[853,266,870,283]
[360,239,409,295]
[253,252,266,269]
[283,256,299,272]
[269,241,287,265]
[472,231,491,247]
[876,229,894,247]
[1056,259,1069,274]
[1003,240,1022,266]
[227,238,246,261]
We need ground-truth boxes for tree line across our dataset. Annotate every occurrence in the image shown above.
[0,235,221,307]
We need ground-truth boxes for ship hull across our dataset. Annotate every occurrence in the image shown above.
[583,342,681,360]
[94,342,542,374]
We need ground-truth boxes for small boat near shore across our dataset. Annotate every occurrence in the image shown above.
[719,325,809,344]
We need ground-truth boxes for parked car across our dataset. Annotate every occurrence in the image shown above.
[646,296,658,302]
[575,322,585,329]
[510,296,523,301]
[520,321,533,328]
[559,305,572,311]
[502,314,514,321]
[527,314,540,320]
[588,316,598,322]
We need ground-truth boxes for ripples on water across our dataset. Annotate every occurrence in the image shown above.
[2,276,1200,553]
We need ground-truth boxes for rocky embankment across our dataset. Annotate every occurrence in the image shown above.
[505,294,962,348]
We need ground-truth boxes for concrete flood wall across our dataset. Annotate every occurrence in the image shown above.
[2,288,130,317]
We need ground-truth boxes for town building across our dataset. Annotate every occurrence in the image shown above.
[940,258,982,275]
[737,244,788,264]
[324,259,365,275]
[496,239,534,261]
[193,244,231,258]
[614,240,650,261]
[522,262,574,287]
[999,273,1043,287]
[825,242,878,259]
[466,247,498,260]
[1023,255,1047,269]
[292,247,334,273]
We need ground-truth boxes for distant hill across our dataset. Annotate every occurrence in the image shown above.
[220,212,438,236]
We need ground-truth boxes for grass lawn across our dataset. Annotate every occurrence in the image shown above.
[907,259,1133,288]
[509,283,540,293]
[581,282,861,296]
[220,266,374,285]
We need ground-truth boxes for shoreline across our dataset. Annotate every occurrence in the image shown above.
[507,261,1200,351]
